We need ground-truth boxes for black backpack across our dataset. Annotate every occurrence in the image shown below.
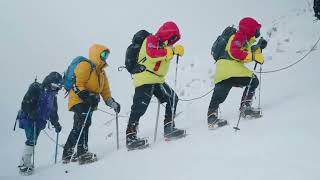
[211,26,237,61]
[315,0,320,17]
[125,30,151,74]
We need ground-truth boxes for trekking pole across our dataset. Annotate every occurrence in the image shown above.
[115,112,119,150]
[54,132,59,164]
[33,121,36,167]
[71,106,92,160]
[258,65,262,109]
[171,55,179,127]
[233,63,258,131]
[154,100,161,143]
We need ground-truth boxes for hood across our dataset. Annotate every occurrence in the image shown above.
[89,44,110,69]
[238,17,261,40]
[155,21,181,46]
[42,72,63,89]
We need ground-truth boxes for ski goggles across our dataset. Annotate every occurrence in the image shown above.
[100,50,110,62]
[168,35,178,45]
[50,82,63,91]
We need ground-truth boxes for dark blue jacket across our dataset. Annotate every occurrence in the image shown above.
[18,82,59,130]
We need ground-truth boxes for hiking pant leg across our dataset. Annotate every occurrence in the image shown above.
[230,75,259,106]
[63,104,92,157]
[24,126,41,146]
[208,80,233,113]
[128,84,153,127]
[153,83,178,127]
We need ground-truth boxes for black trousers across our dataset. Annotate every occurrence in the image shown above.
[208,75,259,114]
[128,83,178,128]
[63,103,92,157]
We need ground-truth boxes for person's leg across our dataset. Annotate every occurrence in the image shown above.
[229,75,261,117]
[153,83,178,128]
[20,127,35,169]
[153,83,185,138]
[228,75,259,107]
[62,104,91,161]
[126,85,153,145]
[208,80,233,120]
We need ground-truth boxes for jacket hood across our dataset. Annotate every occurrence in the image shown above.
[238,17,261,40]
[42,71,63,89]
[89,44,110,69]
[155,21,181,46]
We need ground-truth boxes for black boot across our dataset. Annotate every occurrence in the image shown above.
[163,120,186,140]
[126,125,148,150]
[62,148,74,164]
[240,105,262,118]
[207,109,228,129]
[78,152,98,165]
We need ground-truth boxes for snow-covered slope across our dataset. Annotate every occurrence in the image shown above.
[1,0,319,179]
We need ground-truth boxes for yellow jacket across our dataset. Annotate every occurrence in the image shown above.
[213,35,256,84]
[132,40,173,87]
[68,44,112,110]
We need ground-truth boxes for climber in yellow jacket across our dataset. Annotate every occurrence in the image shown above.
[126,21,186,150]
[207,17,267,129]
[63,44,121,164]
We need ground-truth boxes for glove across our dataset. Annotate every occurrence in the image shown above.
[106,98,121,113]
[259,39,268,50]
[173,44,184,56]
[244,48,264,64]
[254,52,264,64]
[28,111,38,121]
[165,47,174,60]
[251,38,268,50]
[53,122,62,133]
[78,91,100,107]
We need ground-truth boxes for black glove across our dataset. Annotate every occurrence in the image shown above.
[86,94,100,107]
[28,111,38,121]
[78,91,100,107]
[259,38,268,50]
[106,98,121,113]
[53,122,62,133]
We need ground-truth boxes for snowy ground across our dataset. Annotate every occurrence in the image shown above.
[1,0,320,180]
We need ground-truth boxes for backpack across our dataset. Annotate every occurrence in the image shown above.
[315,0,320,16]
[211,26,237,61]
[21,81,42,113]
[63,56,95,93]
[125,30,151,74]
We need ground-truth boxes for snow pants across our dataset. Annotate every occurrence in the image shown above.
[63,103,92,158]
[128,83,178,129]
[208,75,259,115]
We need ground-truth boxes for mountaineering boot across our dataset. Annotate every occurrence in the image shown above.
[62,148,74,164]
[78,152,98,165]
[240,105,262,118]
[18,145,34,176]
[163,121,186,140]
[207,109,228,129]
[126,125,148,151]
